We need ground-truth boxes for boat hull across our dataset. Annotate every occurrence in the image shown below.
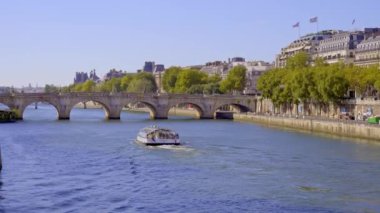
[136,135,180,146]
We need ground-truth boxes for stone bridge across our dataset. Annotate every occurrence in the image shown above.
[0,92,258,120]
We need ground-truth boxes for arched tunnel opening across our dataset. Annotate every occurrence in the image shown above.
[168,103,203,120]
[121,102,157,120]
[215,104,252,119]
[0,103,10,111]
[22,102,59,121]
[70,101,111,121]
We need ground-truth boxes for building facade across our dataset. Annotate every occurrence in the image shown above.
[0,87,11,94]
[143,61,155,73]
[275,31,337,68]
[88,70,100,83]
[74,72,89,84]
[200,61,230,78]
[355,32,380,67]
[316,31,364,64]
[200,57,272,95]
[226,60,273,95]
[153,64,165,73]
[241,61,273,95]
[103,69,126,81]
[153,64,165,93]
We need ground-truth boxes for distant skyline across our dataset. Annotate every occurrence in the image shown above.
[0,0,379,87]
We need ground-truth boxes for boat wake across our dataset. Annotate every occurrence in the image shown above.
[152,144,194,152]
[133,139,194,152]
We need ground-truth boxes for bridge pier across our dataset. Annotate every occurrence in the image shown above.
[106,106,122,120]
[58,109,70,120]
[58,115,70,121]
[11,108,23,120]
[199,109,215,119]
[154,108,168,119]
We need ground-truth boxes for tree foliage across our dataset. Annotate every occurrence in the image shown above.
[44,84,60,93]
[220,65,247,93]
[162,67,182,93]
[162,67,223,94]
[54,72,157,93]
[174,69,208,93]
[257,52,377,109]
[127,72,157,93]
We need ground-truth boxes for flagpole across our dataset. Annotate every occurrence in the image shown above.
[298,26,301,38]
[317,21,319,33]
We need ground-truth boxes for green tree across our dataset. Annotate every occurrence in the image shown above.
[207,74,222,84]
[120,74,134,91]
[203,83,221,94]
[127,78,156,93]
[220,65,247,93]
[127,72,157,93]
[162,67,182,93]
[286,51,309,70]
[186,84,205,94]
[96,78,122,92]
[44,84,60,93]
[80,80,96,92]
[174,69,208,93]
[315,63,349,104]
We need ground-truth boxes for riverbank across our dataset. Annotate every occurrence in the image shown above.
[234,113,380,142]
[74,102,380,141]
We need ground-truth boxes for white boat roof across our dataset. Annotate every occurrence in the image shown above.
[140,126,177,134]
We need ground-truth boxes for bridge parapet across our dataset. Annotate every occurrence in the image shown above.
[0,92,257,120]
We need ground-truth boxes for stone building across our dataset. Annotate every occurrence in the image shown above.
[275,30,337,68]
[74,72,88,84]
[103,69,126,81]
[200,57,272,95]
[241,61,273,95]
[88,70,100,83]
[316,31,364,64]
[143,61,155,72]
[153,64,165,93]
[153,64,165,73]
[200,61,230,78]
[355,31,380,67]
[0,87,11,94]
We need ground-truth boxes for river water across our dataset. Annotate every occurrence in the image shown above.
[1,105,380,212]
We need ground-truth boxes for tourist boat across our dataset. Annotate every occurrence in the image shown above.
[136,126,180,146]
[0,110,16,123]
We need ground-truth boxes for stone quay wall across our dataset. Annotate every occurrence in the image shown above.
[234,114,380,142]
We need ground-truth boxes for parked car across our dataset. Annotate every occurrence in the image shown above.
[367,116,380,124]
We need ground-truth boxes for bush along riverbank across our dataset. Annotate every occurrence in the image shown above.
[0,110,17,123]
[234,113,380,142]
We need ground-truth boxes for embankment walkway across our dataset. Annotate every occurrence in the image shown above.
[234,113,380,142]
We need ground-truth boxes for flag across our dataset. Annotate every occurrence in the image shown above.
[309,16,318,23]
[293,22,300,28]
[352,19,356,25]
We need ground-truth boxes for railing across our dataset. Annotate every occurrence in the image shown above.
[248,112,379,127]
[0,92,254,99]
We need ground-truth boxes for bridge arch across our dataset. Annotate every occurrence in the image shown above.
[167,102,205,119]
[18,100,61,120]
[214,102,253,113]
[0,102,11,110]
[68,99,113,120]
[123,101,158,119]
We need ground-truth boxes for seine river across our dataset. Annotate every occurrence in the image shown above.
[1,105,380,212]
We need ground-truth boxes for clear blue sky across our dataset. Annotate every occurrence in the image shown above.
[0,0,378,87]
